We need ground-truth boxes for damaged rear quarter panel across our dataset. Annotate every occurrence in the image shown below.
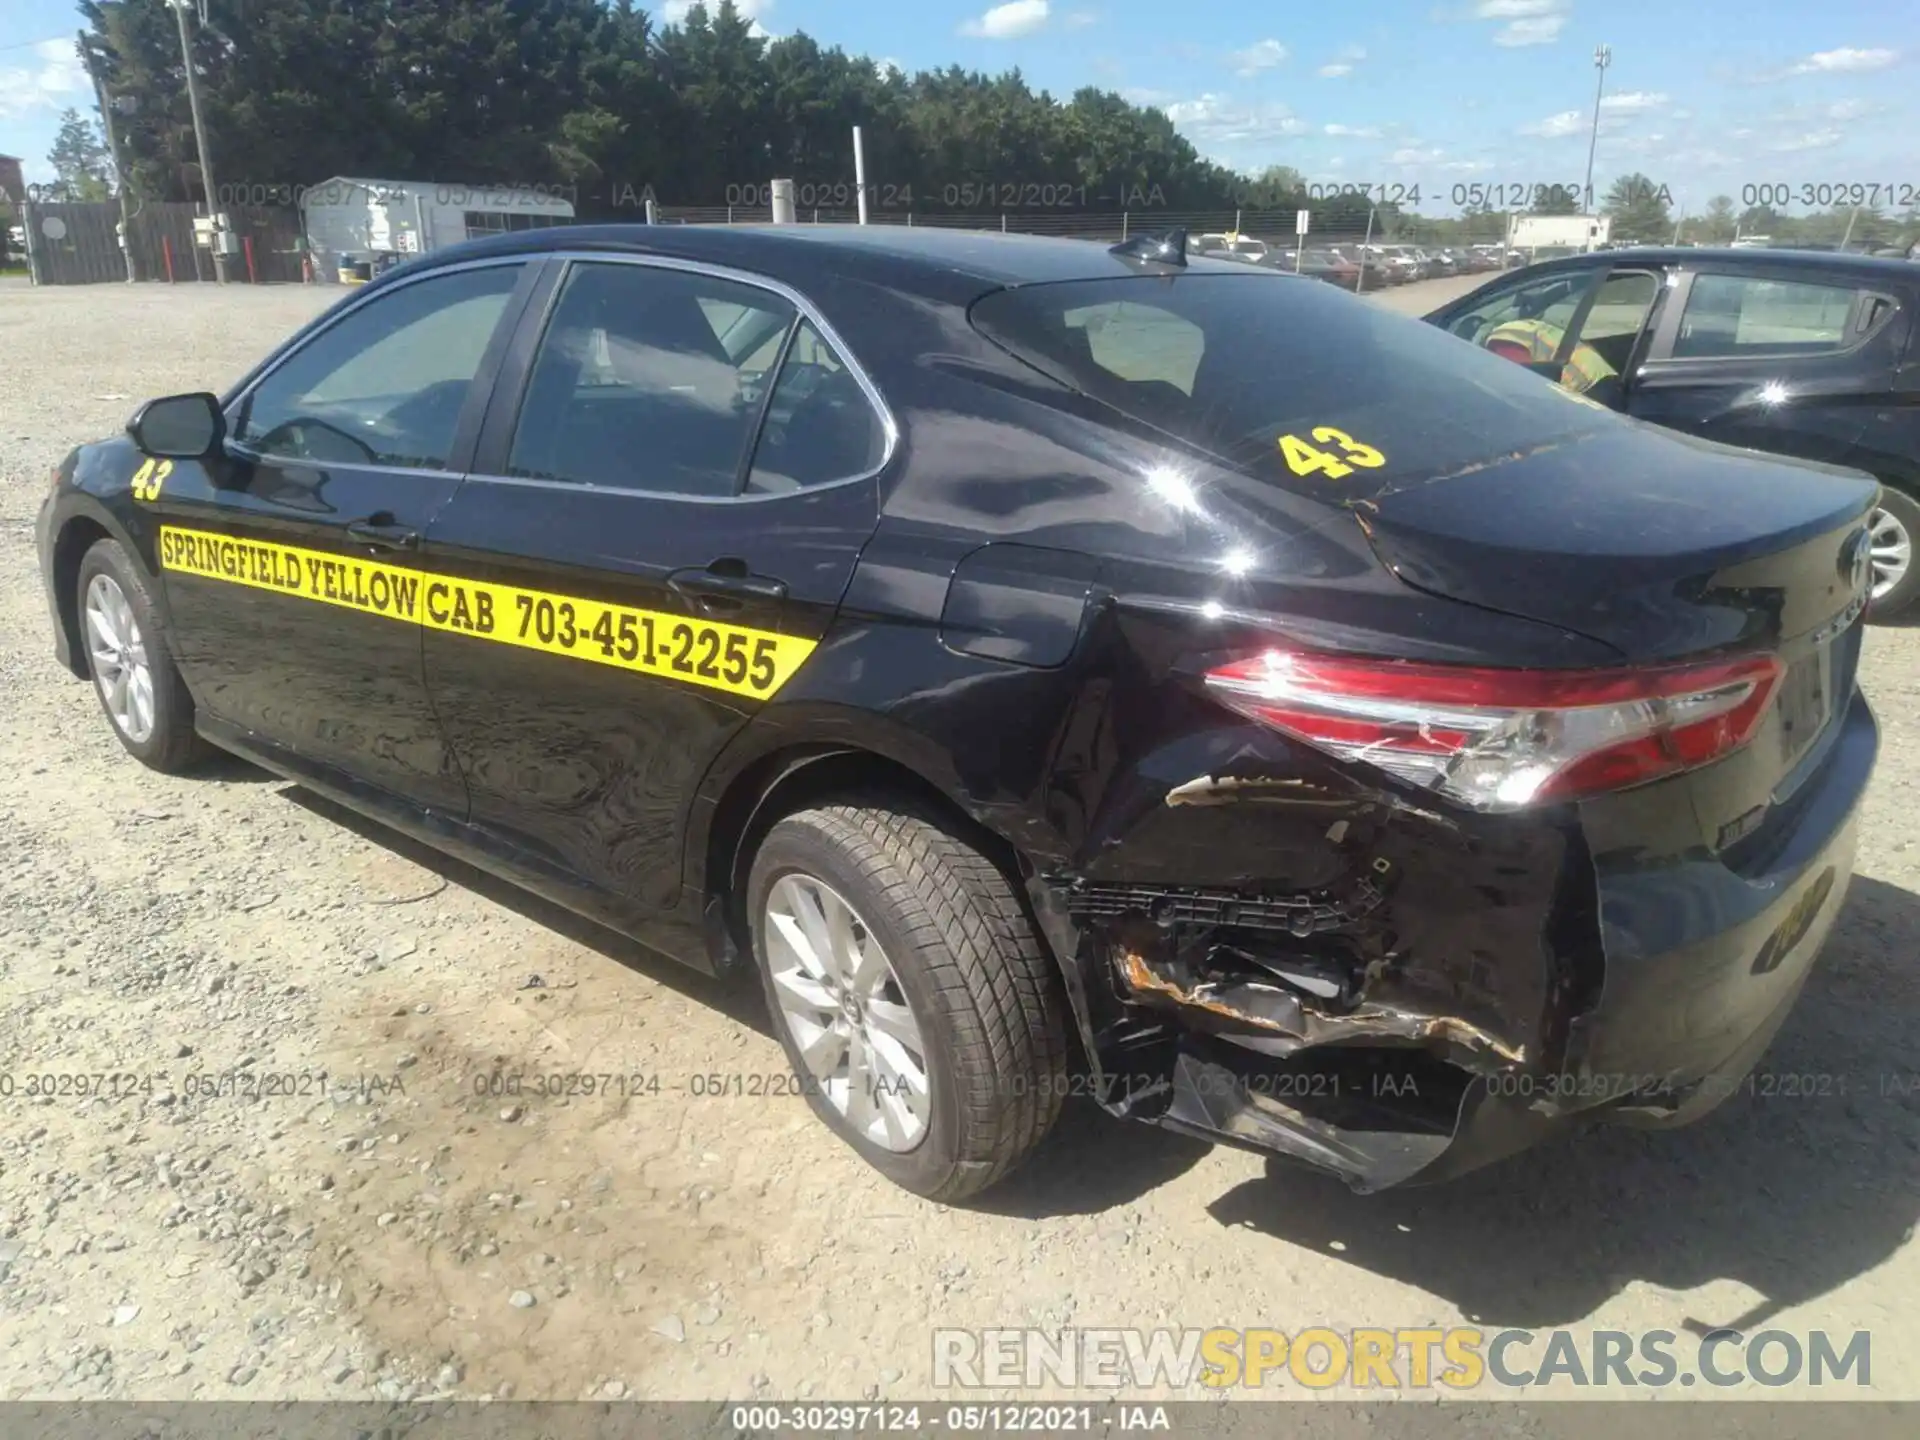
[1018,594,1608,1185]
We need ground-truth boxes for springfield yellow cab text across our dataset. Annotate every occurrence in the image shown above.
[932,1326,1873,1390]
[157,525,816,700]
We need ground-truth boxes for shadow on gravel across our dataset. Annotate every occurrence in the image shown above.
[971,1098,1213,1219]
[1206,874,1920,1330]
[279,785,773,1036]
[191,749,281,783]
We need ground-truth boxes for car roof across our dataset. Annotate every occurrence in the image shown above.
[389,222,1256,301]
[1520,244,1919,280]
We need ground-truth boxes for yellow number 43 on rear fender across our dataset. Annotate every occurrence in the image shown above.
[1278,427,1386,480]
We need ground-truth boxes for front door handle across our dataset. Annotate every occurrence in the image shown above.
[346,514,420,552]
[668,563,787,613]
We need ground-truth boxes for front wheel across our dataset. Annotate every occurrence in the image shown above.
[75,538,208,772]
[1867,488,1920,622]
[745,800,1069,1201]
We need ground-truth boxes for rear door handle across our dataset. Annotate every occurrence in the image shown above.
[668,564,787,612]
[346,514,421,552]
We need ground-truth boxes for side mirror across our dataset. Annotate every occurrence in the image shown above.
[128,392,224,459]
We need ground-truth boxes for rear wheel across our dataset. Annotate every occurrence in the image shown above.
[745,799,1069,1201]
[1867,488,1920,621]
[76,538,207,772]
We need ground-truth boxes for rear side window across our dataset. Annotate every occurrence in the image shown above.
[971,273,1612,483]
[744,319,888,494]
[507,262,794,495]
[1673,274,1860,358]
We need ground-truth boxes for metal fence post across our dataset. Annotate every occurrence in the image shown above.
[1121,211,1128,241]
[1001,212,1007,232]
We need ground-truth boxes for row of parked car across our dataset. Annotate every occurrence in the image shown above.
[1190,233,1523,289]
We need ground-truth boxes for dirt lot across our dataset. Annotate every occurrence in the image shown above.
[0,272,1915,1404]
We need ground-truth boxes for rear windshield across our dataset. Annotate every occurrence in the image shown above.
[970,273,1612,485]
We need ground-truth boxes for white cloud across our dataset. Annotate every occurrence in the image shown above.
[1163,94,1311,145]
[1318,43,1366,77]
[1062,9,1098,27]
[1602,90,1668,113]
[1494,15,1567,45]
[1438,159,1496,173]
[959,0,1051,39]
[1388,146,1446,164]
[1790,46,1899,74]
[1519,109,1585,137]
[1823,98,1870,120]
[664,0,777,33]
[0,38,88,119]
[873,56,906,78]
[1230,39,1289,77]
[1517,90,1664,140]
[1468,0,1570,47]
[1768,128,1843,151]
[1324,122,1383,138]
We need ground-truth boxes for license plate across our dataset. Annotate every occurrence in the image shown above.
[1776,641,1833,765]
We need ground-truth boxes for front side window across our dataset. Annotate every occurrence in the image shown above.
[1672,274,1861,358]
[1439,270,1590,348]
[236,263,522,469]
[507,262,795,495]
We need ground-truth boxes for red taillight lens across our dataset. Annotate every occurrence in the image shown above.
[1204,649,1783,811]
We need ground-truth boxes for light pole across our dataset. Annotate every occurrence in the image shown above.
[170,0,227,282]
[81,35,139,282]
[1582,43,1611,223]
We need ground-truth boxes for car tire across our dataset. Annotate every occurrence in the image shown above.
[1867,486,1920,622]
[76,537,208,772]
[745,799,1070,1201]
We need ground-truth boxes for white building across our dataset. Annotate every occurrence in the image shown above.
[299,176,576,278]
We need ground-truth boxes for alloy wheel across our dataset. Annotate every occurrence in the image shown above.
[85,573,155,744]
[763,872,932,1152]
[1869,505,1912,602]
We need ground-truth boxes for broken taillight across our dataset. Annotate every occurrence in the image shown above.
[1204,649,1784,812]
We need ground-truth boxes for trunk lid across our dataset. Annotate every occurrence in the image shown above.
[1356,423,1878,661]
[1357,424,1877,809]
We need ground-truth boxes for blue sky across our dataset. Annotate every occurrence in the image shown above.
[4,0,1914,215]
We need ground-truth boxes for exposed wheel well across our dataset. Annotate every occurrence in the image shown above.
[51,517,113,679]
[702,746,1038,975]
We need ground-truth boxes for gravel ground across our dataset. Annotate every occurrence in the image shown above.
[0,272,1915,1404]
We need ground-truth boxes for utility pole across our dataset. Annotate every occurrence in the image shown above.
[170,0,227,282]
[1582,43,1611,230]
[81,34,139,282]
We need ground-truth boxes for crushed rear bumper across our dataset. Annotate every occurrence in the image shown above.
[1030,690,1875,1192]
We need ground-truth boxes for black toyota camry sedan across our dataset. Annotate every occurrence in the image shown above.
[38,225,1878,1201]
[1424,246,1920,616]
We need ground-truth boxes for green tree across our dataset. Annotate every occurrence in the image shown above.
[1530,183,1580,216]
[1698,195,1736,244]
[1601,172,1672,243]
[47,107,113,200]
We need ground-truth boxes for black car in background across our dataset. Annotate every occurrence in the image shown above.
[1427,247,1920,616]
[40,226,1877,1200]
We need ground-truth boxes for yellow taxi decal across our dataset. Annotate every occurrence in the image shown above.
[131,459,173,502]
[1278,426,1387,480]
[156,525,816,700]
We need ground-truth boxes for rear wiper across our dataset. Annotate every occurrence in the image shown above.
[1109,228,1187,268]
